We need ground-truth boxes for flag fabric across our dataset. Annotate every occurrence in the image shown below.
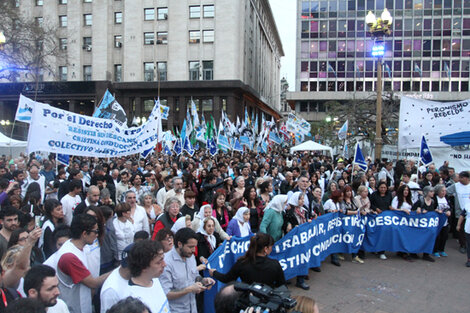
[253,113,259,136]
[338,120,348,140]
[355,65,362,77]
[207,138,218,156]
[163,142,172,156]
[268,130,282,145]
[414,63,422,77]
[444,62,451,78]
[217,133,231,152]
[327,63,337,77]
[384,63,392,78]
[191,100,200,128]
[236,116,241,135]
[353,143,368,171]
[233,138,243,152]
[159,103,169,120]
[186,108,193,137]
[239,136,251,148]
[244,107,250,127]
[420,135,433,166]
[57,154,70,166]
[183,137,195,156]
[173,138,182,155]
[15,94,39,123]
[93,89,127,127]
[180,119,187,143]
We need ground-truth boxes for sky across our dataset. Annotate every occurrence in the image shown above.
[269,0,297,91]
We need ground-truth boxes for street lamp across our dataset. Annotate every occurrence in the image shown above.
[366,8,393,161]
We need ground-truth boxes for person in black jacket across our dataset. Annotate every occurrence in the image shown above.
[209,233,286,288]
[90,165,116,203]
[57,168,81,201]
[196,217,222,266]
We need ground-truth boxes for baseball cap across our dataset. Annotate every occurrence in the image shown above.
[120,243,134,268]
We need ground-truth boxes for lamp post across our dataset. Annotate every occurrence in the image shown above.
[366,8,393,162]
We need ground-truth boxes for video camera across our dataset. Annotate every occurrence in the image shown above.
[233,282,299,313]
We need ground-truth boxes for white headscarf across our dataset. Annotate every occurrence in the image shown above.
[288,191,303,207]
[171,216,188,233]
[234,206,250,223]
[198,216,216,250]
[265,195,288,212]
[198,204,212,220]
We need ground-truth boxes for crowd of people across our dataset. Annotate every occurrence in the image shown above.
[0,149,468,313]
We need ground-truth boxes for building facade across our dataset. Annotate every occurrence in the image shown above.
[288,0,470,124]
[0,0,283,139]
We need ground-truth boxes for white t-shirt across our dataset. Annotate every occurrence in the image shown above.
[84,238,101,278]
[131,205,150,234]
[128,278,170,313]
[100,267,130,313]
[113,218,134,260]
[323,199,341,213]
[436,196,450,227]
[48,299,70,313]
[391,196,412,212]
[456,182,470,212]
[60,194,82,226]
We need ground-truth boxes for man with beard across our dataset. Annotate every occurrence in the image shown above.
[24,265,70,313]
[0,207,19,260]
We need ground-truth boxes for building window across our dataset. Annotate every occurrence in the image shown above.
[144,62,154,81]
[189,61,200,80]
[114,64,122,82]
[189,6,201,18]
[84,14,92,26]
[59,38,67,50]
[144,32,154,45]
[83,37,92,51]
[202,99,213,112]
[59,15,67,27]
[114,35,122,48]
[114,12,122,24]
[144,8,155,20]
[59,66,67,81]
[203,5,214,18]
[83,66,92,81]
[157,7,168,20]
[157,32,168,44]
[36,0,43,6]
[189,31,200,43]
[157,62,167,81]
[202,61,213,80]
[143,99,155,112]
[59,0,67,4]
[203,30,214,43]
[35,17,43,27]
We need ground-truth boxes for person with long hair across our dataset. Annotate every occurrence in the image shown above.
[196,217,222,266]
[323,189,343,266]
[8,228,44,265]
[322,181,338,204]
[243,186,263,233]
[367,176,377,194]
[341,186,365,264]
[209,233,285,288]
[370,181,393,260]
[411,186,437,262]
[391,185,413,215]
[212,190,230,231]
[40,199,65,258]
[140,192,162,231]
[258,180,273,209]
[292,296,320,313]
[113,203,134,262]
[21,182,43,217]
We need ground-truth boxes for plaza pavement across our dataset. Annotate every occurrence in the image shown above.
[290,239,467,313]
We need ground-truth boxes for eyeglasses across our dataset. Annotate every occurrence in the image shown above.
[88,229,99,234]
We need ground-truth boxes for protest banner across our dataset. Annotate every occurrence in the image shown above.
[203,211,446,313]
[27,101,161,157]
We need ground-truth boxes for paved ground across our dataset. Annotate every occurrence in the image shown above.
[289,239,468,313]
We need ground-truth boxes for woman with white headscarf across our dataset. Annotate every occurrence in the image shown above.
[226,207,253,237]
[191,204,230,240]
[259,195,287,241]
[196,217,222,265]
[283,191,312,291]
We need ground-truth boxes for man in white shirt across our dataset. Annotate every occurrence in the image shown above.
[156,175,172,208]
[24,264,70,313]
[163,177,185,205]
[60,179,83,226]
[22,165,46,202]
[115,170,130,204]
[100,244,133,313]
[127,239,169,313]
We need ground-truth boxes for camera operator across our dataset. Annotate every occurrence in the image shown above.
[209,233,285,288]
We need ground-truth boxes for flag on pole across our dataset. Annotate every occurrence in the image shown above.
[414,63,422,77]
[163,142,172,156]
[244,107,250,127]
[190,99,200,128]
[207,138,218,156]
[384,63,392,78]
[353,143,368,171]
[338,120,348,140]
[57,154,70,166]
[173,138,182,155]
[183,137,195,156]
[180,119,187,143]
[233,138,243,152]
[444,62,451,78]
[420,135,433,166]
[327,62,337,77]
[93,89,127,127]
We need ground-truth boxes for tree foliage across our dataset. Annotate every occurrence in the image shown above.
[0,0,65,82]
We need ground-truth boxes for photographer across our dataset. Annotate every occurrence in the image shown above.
[209,233,286,288]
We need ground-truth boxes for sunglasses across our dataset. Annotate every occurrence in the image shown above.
[88,229,99,234]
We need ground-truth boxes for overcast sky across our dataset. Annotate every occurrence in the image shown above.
[269,0,297,91]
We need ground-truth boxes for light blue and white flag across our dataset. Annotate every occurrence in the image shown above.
[420,135,433,166]
[191,99,200,128]
[414,63,422,77]
[233,138,243,152]
[57,154,70,166]
[207,138,218,156]
[173,138,182,156]
[444,62,451,78]
[338,120,348,140]
[217,133,231,151]
[269,130,282,145]
[183,136,195,156]
[353,143,368,171]
[327,62,337,77]
[384,63,392,78]
[163,142,172,156]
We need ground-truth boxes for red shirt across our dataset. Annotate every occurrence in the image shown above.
[58,253,91,284]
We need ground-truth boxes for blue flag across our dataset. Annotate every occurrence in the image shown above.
[207,138,218,156]
[353,143,368,171]
[384,63,392,78]
[338,120,348,140]
[239,136,251,147]
[57,154,69,165]
[268,131,282,145]
[444,62,451,78]
[414,63,422,77]
[180,119,187,143]
[233,138,243,152]
[420,135,433,166]
[93,90,127,127]
[163,143,172,156]
[183,137,195,156]
[217,133,231,151]
[173,138,182,155]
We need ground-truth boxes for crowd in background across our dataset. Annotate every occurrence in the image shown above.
[0,148,468,313]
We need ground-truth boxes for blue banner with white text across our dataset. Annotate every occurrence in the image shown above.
[203,211,446,313]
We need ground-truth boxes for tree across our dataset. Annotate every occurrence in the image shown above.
[315,91,399,154]
[0,0,65,83]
